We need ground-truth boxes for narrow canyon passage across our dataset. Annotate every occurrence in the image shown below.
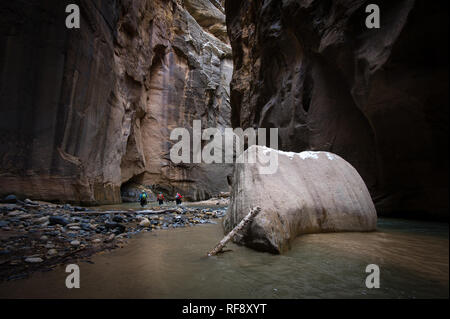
[0,0,448,301]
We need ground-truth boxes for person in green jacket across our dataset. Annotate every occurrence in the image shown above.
[139,190,148,207]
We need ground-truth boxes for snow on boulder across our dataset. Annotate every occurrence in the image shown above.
[223,145,377,253]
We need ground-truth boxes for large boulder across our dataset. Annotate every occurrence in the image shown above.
[223,146,377,253]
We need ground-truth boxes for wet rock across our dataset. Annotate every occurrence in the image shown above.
[24,198,39,205]
[7,210,22,217]
[80,223,92,231]
[18,213,33,220]
[47,231,59,237]
[112,215,124,223]
[0,249,10,256]
[70,240,80,247]
[104,221,126,233]
[47,249,58,257]
[66,231,79,238]
[49,216,69,226]
[139,218,150,227]
[25,257,43,263]
[0,221,9,228]
[3,194,17,203]
[224,146,377,253]
[9,259,21,266]
[33,216,49,224]
[104,234,115,243]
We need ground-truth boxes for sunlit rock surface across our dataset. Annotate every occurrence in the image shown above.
[224,146,377,253]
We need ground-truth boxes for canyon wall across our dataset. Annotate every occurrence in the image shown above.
[0,0,232,204]
[225,0,448,219]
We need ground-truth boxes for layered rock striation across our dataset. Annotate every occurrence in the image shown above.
[225,0,448,219]
[0,0,233,204]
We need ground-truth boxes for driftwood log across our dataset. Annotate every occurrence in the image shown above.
[207,206,261,256]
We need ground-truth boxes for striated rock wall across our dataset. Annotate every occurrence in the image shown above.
[225,0,448,219]
[0,0,232,204]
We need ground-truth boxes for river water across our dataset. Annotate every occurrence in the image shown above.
[0,215,447,298]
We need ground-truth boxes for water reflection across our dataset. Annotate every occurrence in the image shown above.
[0,218,447,298]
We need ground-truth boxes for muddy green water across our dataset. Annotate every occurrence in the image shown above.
[0,217,447,299]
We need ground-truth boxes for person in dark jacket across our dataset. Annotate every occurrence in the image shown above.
[157,193,164,205]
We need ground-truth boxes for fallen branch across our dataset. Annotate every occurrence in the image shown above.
[207,206,261,256]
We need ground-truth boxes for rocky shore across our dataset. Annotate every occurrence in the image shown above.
[0,195,226,282]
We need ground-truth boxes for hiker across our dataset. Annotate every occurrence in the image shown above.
[157,192,164,205]
[139,190,148,207]
[175,192,183,205]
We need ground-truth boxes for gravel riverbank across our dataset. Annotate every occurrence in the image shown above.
[0,197,226,282]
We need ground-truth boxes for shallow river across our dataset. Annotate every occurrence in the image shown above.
[0,216,447,298]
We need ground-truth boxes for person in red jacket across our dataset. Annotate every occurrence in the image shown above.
[175,192,183,205]
[157,193,164,205]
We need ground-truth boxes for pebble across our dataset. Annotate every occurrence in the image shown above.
[80,223,92,231]
[24,199,39,205]
[105,234,115,243]
[70,240,80,247]
[112,215,124,223]
[47,249,58,256]
[0,221,9,227]
[18,214,33,220]
[25,257,44,263]
[139,218,151,227]
[3,194,17,203]
[33,216,49,224]
[49,216,69,226]
[7,210,22,217]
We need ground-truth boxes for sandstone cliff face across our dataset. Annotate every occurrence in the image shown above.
[0,0,232,204]
[226,0,448,219]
